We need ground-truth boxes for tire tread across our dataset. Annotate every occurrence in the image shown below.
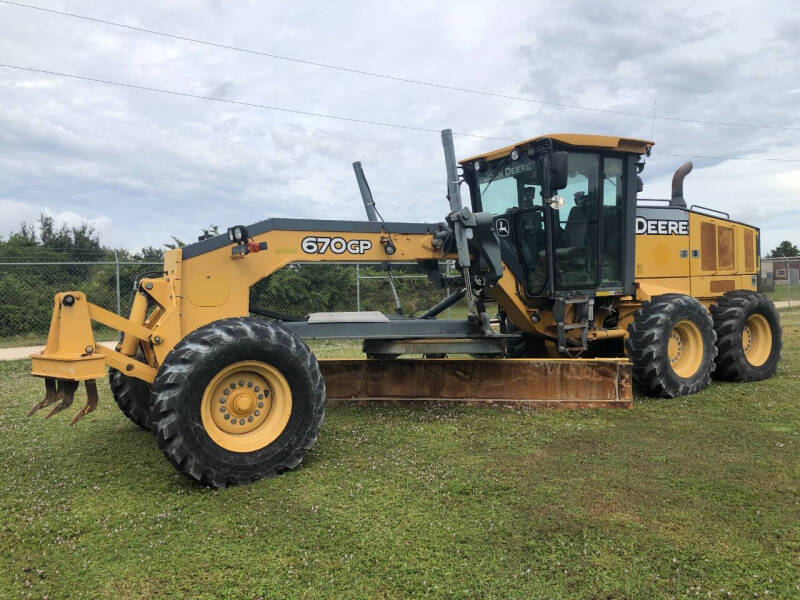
[151,318,325,488]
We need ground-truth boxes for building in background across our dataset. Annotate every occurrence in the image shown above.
[761,256,800,290]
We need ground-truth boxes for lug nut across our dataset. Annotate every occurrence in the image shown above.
[229,383,236,389]
[254,410,260,416]
[224,413,230,420]
[223,389,230,395]
[238,380,245,387]
[257,402,264,408]
[219,406,226,413]
[219,397,226,404]
[239,418,245,425]
[257,394,263,400]
[248,416,254,422]
[247,381,253,388]
[254,386,260,392]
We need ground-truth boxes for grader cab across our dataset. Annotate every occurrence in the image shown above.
[29,130,782,487]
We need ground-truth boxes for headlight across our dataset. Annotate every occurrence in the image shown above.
[227,225,249,243]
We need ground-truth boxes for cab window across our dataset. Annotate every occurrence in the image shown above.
[477,156,543,215]
[553,153,600,288]
[600,157,624,283]
[480,176,518,214]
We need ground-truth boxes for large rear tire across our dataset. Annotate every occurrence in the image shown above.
[151,318,325,488]
[625,294,717,398]
[108,350,153,430]
[710,290,782,381]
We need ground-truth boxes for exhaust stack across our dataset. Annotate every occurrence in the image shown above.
[670,161,693,207]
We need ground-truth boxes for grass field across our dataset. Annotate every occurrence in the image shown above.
[765,283,800,303]
[0,313,798,599]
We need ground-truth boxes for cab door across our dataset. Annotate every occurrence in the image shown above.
[511,207,547,296]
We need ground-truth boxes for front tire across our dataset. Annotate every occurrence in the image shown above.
[109,350,153,430]
[151,318,325,488]
[710,290,782,381]
[626,294,717,398]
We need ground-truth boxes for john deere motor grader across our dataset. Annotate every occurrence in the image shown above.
[29,130,782,487]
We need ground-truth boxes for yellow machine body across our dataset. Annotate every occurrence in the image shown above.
[634,211,759,302]
[28,130,768,420]
[26,129,781,488]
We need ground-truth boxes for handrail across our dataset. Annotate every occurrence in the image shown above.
[690,204,730,219]
[636,198,671,205]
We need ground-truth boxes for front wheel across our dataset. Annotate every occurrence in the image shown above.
[626,294,717,398]
[151,318,325,488]
[109,349,153,430]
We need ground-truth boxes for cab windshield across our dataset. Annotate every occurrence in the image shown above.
[477,154,544,214]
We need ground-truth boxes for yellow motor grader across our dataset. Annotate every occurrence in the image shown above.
[29,130,781,487]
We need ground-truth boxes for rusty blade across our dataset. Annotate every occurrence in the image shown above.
[320,358,633,408]
[45,379,79,419]
[69,379,99,426]
[27,378,58,416]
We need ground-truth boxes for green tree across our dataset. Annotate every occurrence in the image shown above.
[766,241,800,258]
[164,225,220,249]
[133,246,164,261]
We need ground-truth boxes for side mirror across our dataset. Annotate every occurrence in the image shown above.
[549,151,568,191]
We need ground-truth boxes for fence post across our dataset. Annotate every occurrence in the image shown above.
[356,264,361,312]
[114,250,121,315]
[787,256,791,310]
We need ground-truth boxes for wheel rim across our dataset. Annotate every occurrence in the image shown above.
[201,361,292,453]
[742,313,772,367]
[667,319,704,379]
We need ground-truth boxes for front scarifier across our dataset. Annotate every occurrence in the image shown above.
[29,292,107,426]
[28,377,98,426]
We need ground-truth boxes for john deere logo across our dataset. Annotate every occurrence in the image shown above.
[636,217,688,235]
[495,218,510,237]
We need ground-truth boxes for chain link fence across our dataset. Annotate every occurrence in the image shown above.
[0,259,464,353]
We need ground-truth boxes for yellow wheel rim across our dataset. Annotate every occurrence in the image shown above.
[201,361,292,453]
[667,319,704,379]
[742,313,772,367]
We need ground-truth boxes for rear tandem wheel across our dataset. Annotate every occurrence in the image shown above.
[710,290,782,381]
[625,293,717,398]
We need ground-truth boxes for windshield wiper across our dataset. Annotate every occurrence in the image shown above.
[479,156,511,200]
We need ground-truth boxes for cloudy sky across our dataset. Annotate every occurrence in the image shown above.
[1,0,798,254]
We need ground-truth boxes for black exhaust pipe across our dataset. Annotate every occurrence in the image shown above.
[670,161,693,207]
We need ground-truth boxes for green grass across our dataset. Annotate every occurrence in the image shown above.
[765,283,800,303]
[1,316,798,598]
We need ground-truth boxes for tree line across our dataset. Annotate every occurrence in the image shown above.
[0,215,441,340]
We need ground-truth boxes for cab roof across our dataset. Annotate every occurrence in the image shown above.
[459,133,654,164]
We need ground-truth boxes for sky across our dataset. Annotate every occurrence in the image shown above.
[1,0,799,255]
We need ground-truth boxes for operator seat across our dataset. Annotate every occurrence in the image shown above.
[565,192,590,247]
[555,192,595,285]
